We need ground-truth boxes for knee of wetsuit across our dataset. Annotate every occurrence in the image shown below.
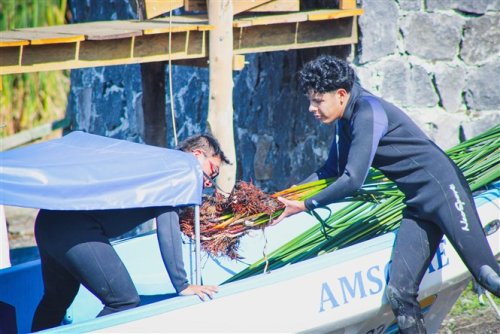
[120,293,141,309]
[109,292,141,311]
[478,265,500,298]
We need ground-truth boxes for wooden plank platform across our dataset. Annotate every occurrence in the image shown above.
[307,8,364,20]
[0,18,210,74]
[0,8,363,75]
[0,30,84,45]
[20,22,143,41]
[0,37,29,47]
[233,8,363,54]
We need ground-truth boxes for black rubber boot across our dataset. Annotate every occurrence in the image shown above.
[386,285,427,334]
[478,265,500,297]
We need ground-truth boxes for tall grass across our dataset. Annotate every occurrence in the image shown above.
[0,0,69,137]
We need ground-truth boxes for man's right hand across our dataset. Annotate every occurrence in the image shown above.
[180,284,219,301]
[271,197,306,225]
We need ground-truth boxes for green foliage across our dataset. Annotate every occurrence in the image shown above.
[0,0,69,137]
[450,282,499,317]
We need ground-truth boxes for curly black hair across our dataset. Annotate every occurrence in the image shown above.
[298,55,356,94]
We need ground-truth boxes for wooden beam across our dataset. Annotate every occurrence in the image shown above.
[232,55,246,71]
[0,37,29,47]
[0,30,208,75]
[249,0,300,12]
[172,57,208,68]
[0,9,363,75]
[234,16,358,54]
[145,0,183,19]
[136,3,167,147]
[141,61,167,147]
[173,55,246,71]
[1,30,84,45]
[339,0,357,10]
[207,0,236,192]
[307,8,364,21]
[233,0,274,14]
[20,21,143,40]
[233,11,307,27]
[129,19,202,34]
[186,0,274,15]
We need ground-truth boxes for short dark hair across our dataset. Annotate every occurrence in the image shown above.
[177,134,231,164]
[298,55,356,94]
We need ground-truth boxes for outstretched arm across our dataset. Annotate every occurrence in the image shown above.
[274,98,388,224]
[156,209,218,300]
[304,99,388,210]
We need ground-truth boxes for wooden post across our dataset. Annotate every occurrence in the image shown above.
[207,0,236,193]
[136,0,167,147]
[141,62,167,147]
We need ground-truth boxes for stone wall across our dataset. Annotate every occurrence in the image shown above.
[354,0,499,147]
[66,0,499,192]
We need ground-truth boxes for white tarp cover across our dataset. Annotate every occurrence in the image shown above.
[0,131,203,210]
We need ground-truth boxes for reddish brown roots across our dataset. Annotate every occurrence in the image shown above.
[179,181,284,259]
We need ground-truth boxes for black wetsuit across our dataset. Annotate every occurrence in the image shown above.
[31,207,188,332]
[303,83,499,333]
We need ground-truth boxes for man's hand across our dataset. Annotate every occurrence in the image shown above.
[272,197,306,225]
[180,284,219,301]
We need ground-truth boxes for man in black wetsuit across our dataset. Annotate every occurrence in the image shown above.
[273,55,500,333]
[31,134,230,332]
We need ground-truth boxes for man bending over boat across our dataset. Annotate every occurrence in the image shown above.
[273,55,500,334]
[31,134,230,332]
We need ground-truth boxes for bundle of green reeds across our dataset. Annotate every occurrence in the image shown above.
[181,125,499,279]
[225,125,500,282]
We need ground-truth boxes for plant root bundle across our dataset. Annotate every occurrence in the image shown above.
[179,181,284,259]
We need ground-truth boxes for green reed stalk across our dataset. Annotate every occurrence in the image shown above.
[226,125,499,283]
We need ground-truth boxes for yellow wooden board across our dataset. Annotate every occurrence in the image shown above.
[250,0,300,12]
[0,30,84,45]
[0,37,29,47]
[339,0,357,10]
[185,0,276,15]
[0,8,362,75]
[233,8,363,27]
[233,0,274,14]
[145,0,184,19]
[308,8,364,21]
[233,11,308,27]
[154,16,212,31]
[21,22,143,40]
[160,14,208,23]
[128,19,204,34]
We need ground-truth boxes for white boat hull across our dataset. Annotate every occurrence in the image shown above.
[44,185,499,333]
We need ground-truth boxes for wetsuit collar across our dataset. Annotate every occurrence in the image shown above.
[342,82,362,121]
